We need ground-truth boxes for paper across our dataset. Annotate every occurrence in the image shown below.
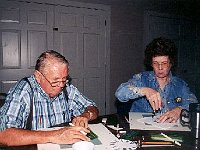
[129,112,190,131]
[37,123,119,150]
[110,139,137,150]
[137,116,179,130]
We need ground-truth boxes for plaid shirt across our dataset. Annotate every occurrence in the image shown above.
[0,115,7,131]
[0,75,96,130]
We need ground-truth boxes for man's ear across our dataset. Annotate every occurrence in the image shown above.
[67,75,72,85]
[34,70,41,83]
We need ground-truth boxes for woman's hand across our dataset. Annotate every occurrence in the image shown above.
[139,87,162,111]
[156,107,182,123]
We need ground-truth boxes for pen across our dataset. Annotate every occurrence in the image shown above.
[39,116,42,128]
[152,108,162,118]
[62,112,65,122]
[69,122,75,127]
[161,133,181,146]
[152,111,156,118]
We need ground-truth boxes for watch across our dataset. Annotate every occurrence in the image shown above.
[86,110,93,120]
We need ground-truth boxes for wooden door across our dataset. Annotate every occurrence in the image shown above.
[54,5,108,115]
[0,0,53,93]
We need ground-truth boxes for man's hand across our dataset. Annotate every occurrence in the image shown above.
[156,107,182,123]
[72,116,89,128]
[72,106,99,128]
[50,126,90,144]
[139,87,162,111]
[0,127,90,146]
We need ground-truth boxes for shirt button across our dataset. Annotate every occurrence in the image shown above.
[167,101,170,104]
[50,103,53,108]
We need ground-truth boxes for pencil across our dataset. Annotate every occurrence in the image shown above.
[141,141,173,145]
[161,133,181,146]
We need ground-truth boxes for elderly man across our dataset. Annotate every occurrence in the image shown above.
[0,50,98,147]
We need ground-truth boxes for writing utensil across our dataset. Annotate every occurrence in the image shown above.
[152,108,162,118]
[69,122,75,126]
[69,123,98,140]
[69,123,87,135]
[39,116,43,128]
[161,133,181,146]
[152,111,156,118]
[152,101,156,117]
[141,141,173,145]
[125,116,130,124]
[138,140,174,148]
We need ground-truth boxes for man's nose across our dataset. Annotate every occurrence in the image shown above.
[57,82,66,87]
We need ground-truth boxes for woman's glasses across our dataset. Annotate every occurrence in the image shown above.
[152,61,169,68]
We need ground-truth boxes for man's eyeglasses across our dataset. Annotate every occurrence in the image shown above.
[152,61,169,68]
[39,71,69,87]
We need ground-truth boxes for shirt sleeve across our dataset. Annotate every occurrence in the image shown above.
[115,73,144,102]
[0,81,31,129]
[67,84,97,117]
[178,82,197,110]
[0,115,7,131]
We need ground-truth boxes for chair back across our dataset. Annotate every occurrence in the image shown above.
[0,93,7,108]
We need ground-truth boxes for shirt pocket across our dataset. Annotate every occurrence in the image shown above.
[167,97,183,110]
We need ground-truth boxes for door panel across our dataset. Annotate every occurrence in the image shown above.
[27,9,47,25]
[84,34,99,68]
[2,30,21,68]
[60,32,79,67]
[28,31,47,68]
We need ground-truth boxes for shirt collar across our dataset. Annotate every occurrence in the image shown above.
[150,71,173,88]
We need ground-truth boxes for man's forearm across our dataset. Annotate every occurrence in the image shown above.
[0,128,53,146]
[81,106,99,121]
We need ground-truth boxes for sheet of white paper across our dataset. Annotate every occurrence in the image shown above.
[129,112,190,131]
[137,117,179,130]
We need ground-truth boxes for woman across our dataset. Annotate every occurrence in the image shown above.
[115,37,197,123]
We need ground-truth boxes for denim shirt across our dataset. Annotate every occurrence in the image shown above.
[115,71,197,113]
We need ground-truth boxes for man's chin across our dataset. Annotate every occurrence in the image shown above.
[48,89,63,98]
[49,93,60,98]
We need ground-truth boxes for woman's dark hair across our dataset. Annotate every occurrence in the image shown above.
[144,37,177,71]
